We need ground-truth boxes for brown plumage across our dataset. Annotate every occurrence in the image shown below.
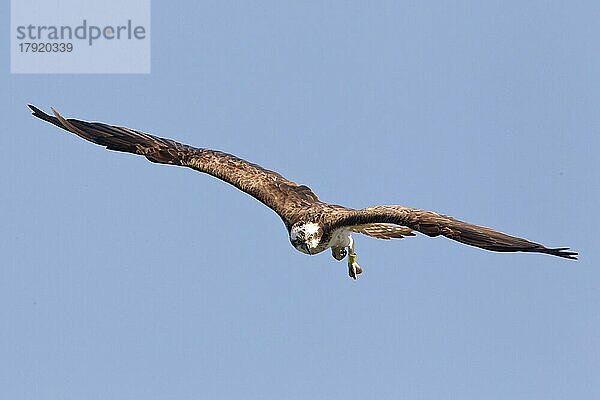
[349,224,415,240]
[29,105,577,278]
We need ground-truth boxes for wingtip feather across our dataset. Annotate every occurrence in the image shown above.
[28,104,46,116]
[544,247,578,260]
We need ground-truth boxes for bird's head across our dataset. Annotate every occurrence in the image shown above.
[289,222,324,255]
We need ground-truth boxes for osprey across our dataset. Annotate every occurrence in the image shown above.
[29,105,577,278]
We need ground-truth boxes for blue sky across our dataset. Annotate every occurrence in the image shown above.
[2,1,598,399]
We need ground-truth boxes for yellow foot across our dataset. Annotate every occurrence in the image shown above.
[348,253,363,279]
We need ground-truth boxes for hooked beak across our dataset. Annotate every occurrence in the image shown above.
[304,243,312,255]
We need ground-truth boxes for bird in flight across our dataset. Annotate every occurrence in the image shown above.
[29,105,577,278]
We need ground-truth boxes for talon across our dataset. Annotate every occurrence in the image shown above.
[331,246,347,261]
[348,253,362,279]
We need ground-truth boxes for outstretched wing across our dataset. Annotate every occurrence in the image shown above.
[331,205,577,259]
[29,105,320,224]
